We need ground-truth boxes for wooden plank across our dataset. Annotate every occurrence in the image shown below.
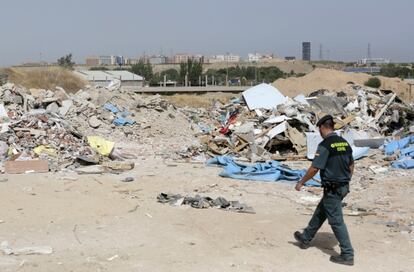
[5,160,49,174]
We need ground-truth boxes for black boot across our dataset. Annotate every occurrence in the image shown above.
[330,255,354,266]
[294,231,310,249]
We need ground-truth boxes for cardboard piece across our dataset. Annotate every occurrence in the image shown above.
[5,160,49,174]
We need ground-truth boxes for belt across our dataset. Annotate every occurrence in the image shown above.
[323,182,348,194]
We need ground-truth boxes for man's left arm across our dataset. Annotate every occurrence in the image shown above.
[295,166,320,191]
[295,144,329,191]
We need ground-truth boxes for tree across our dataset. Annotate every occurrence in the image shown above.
[179,59,203,86]
[161,69,180,82]
[130,60,153,84]
[364,77,381,88]
[57,53,75,69]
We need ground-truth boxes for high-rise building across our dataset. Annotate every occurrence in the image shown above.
[302,42,311,61]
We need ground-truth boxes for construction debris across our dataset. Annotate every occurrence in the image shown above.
[0,80,413,176]
[180,83,414,164]
[157,193,255,214]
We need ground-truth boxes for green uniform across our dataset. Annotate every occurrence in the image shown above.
[303,132,354,258]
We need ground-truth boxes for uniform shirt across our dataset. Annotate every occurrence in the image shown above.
[312,132,353,184]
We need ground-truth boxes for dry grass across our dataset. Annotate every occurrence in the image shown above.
[0,67,86,93]
[162,92,240,108]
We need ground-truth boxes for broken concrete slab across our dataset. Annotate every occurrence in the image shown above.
[75,165,104,175]
[354,138,385,148]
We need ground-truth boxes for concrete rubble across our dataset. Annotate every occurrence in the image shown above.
[0,81,413,177]
[180,83,414,164]
[0,83,196,174]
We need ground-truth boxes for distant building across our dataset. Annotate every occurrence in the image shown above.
[343,67,381,73]
[174,54,205,63]
[126,58,140,65]
[148,55,167,65]
[224,54,240,63]
[98,55,113,66]
[248,53,261,62]
[85,56,99,66]
[247,53,275,62]
[302,42,311,61]
[208,55,225,63]
[357,58,390,65]
[75,70,144,87]
[115,56,125,66]
[285,56,296,61]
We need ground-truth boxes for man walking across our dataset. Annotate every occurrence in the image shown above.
[294,115,355,266]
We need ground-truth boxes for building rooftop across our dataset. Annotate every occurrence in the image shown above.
[75,70,144,81]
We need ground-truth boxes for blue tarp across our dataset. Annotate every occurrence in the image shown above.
[113,117,136,126]
[104,103,119,114]
[384,135,414,156]
[104,103,136,126]
[207,156,320,187]
[385,134,414,169]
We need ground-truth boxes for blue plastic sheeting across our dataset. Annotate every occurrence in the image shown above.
[385,134,414,169]
[392,159,414,169]
[104,103,136,126]
[104,103,120,114]
[384,136,414,156]
[113,117,135,126]
[207,156,320,187]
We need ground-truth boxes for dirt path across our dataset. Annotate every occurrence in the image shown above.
[0,158,412,271]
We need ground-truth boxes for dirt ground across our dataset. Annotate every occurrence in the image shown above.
[0,157,412,272]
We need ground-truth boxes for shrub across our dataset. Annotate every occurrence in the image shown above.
[364,77,381,88]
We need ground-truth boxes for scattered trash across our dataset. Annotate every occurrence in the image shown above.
[107,254,119,261]
[157,193,255,214]
[0,241,53,255]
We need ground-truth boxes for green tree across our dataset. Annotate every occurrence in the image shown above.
[179,59,203,86]
[161,69,180,82]
[364,77,381,88]
[57,53,75,69]
[130,60,153,84]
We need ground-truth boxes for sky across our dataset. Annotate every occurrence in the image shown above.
[1,0,413,66]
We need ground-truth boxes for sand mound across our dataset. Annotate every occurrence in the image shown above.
[273,68,411,100]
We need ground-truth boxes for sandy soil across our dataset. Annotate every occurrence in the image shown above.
[0,157,412,272]
[273,68,412,101]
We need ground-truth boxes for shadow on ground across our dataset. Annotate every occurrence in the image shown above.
[289,232,338,256]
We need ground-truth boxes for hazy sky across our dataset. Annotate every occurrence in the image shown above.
[1,0,413,66]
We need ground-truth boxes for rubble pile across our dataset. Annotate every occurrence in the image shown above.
[0,83,198,173]
[182,83,414,163]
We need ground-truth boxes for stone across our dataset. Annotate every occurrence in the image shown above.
[88,116,101,128]
[46,102,59,113]
[59,100,73,116]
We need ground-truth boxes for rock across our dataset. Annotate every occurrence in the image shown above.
[3,94,23,105]
[54,88,69,101]
[29,88,47,98]
[88,116,101,128]
[59,100,73,116]
[122,177,134,182]
[46,102,59,113]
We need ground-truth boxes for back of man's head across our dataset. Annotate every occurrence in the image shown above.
[321,119,334,130]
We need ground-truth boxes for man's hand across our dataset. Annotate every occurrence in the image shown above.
[295,166,319,192]
[295,182,304,191]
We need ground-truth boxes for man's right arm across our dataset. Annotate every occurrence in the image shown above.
[350,161,354,176]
